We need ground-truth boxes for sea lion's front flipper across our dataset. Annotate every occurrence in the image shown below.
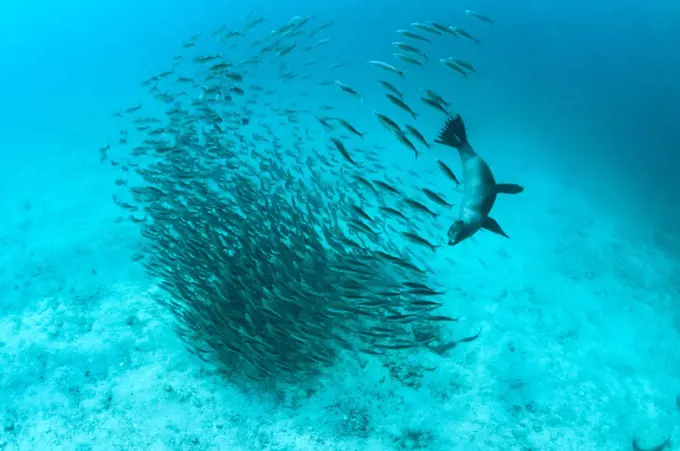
[482,217,509,238]
[495,183,524,194]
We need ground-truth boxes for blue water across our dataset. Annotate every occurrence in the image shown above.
[1,0,679,449]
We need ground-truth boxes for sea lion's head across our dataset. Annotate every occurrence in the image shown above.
[447,219,472,245]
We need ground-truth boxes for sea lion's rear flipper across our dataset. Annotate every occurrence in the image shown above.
[495,183,524,194]
[435,114,468,149]
[482,216,509,238]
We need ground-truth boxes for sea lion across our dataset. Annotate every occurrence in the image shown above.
[434,114,523,245]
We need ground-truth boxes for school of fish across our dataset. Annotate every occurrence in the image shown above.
[102,11,492,386]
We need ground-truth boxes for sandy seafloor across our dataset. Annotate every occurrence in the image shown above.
[2,127,679,451]
[2,4,680,451]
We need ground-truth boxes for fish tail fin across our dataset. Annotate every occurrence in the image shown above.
[399,70,406,79]
[435,114,467,148]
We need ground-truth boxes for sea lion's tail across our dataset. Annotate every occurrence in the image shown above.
[435,114,468,149]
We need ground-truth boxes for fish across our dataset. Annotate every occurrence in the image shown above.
[393,53,423,67]
[379,206,408,220]
[330,137,357,165]
[402,232,440,252]
[449,58,476,73]
[379,80,403,98]
[316,116,334,131]
[465,10,493,25]
[428,22,458,36]
[210,62,231,71]
[404,125,430,149]
[244,16,266,30]
[304,39,330,51]
[225,72,243,81]
[421,188,455,208]
[411,22,442,36]
[396,30,431,42]
[385,94,418,119]
[373,180,402,196]
[440,59,468,78]
[334,80,361,99]
[392,42,428,61]
[374,112,402,133]
[403,198,438,218]
[351,205,373,222]
[352,175,377,194]
[125,104,142,114]
[436,159,460,186]
[449,27,480,45]
[424,89,450,106]
[99,142,110,163]
[277,43,297,56]
[334,118,366,139]
[395,131,419,158]
[427,315,458,322]
[420,97,449,115]
[309,21,334,37]
[369,60,405,78]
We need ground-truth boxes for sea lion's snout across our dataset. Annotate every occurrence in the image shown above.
[447,220,465,245]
